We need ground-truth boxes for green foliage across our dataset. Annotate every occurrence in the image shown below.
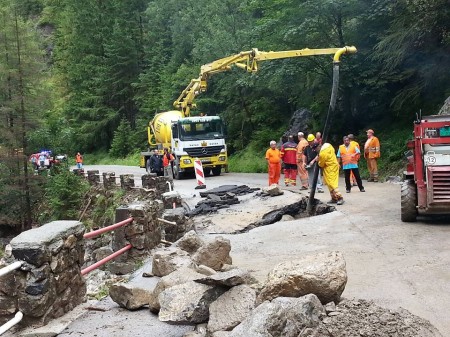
[90,284,109,300]
[228,150,267,173]
[86,151,141,166]
[85,189,125,229]
[109,119,133,158]
[41,165,90,222]
[1,0,449,186]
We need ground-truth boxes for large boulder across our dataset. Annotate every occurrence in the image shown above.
[109,283,154,310]
[192,236,232,271]
[152,247,195,277]
[228,294,325,337]
[282,108,312,140]
[258,251,347,304]
[175,230,204,254]
[150,267,204,312]
[159,281,227,324]
[195,268,258,287]
[208,285,256,333]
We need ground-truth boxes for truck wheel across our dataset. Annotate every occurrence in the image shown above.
[174,164,183,180]
[401,180,417,222]
[212,167,221,176]
[146,159,152,174]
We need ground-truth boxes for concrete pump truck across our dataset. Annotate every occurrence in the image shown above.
[140,46,357,179]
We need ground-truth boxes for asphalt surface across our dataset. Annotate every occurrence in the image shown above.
[13,165,450,336]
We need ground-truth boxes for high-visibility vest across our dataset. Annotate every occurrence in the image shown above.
[339,143,360,166]
[364,137,380,159]
[163,153,174,167]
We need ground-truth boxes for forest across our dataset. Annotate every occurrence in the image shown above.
[0,0,449,231]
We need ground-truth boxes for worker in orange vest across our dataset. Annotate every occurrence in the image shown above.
[75,152,83,169]
[296,132,309,190]
[163,148,175,179]
[280,135,298,186]
[265,140,281,185]
[337,136,365,193]
[348,134,360,186]
[364,129,381,182]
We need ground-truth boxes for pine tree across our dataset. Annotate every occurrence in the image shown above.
[0,0,50,232]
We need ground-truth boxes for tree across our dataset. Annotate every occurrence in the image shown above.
[0,0,50,232]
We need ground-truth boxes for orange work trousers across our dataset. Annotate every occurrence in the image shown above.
[297,160,308,188]
[268,162,281,185]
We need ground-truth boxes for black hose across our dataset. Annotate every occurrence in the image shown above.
[306,62,340,214]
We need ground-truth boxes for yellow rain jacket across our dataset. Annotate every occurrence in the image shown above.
[318,143,340,191]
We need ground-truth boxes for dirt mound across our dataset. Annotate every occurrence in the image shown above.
[323,299,441,337]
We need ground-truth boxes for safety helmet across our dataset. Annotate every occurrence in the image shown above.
[307,134,315,142]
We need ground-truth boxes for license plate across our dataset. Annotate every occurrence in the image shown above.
[440,126,450,137]
[200,158,211,163]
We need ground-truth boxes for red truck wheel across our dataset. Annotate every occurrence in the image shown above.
[401,180,417,222]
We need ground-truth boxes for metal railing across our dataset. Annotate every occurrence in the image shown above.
[81,217,134,275]
[0,311,23,335]
[0,261,25,335]
[0,261,23,278]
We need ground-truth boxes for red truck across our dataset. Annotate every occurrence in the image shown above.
[401,114,450,221]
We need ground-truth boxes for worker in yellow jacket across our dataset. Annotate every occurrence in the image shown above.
[318,143,344,205]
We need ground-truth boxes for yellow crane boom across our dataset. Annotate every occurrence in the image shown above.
[173,46,357,117]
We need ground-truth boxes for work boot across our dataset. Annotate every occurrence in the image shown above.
[327,199,337,204]
[346,189,351,193]
[367,177,374,182]
[360,188,366,192]
[336,198,345,205]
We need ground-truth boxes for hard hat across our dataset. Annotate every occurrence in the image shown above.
[270,140,276,145]
[366,129,374,134]
[298,132,304,137]
[307,134,315,142]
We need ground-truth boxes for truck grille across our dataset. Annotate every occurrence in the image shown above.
[183,145,224,158]
[427,166,450,205]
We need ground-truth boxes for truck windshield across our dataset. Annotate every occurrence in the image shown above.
[178,119,225,141]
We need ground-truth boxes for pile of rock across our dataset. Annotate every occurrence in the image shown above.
[108,229,441,337]
[109,231,351,336]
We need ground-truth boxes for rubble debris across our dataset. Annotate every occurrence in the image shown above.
[105,229,441,337]
[233,197,335,233]
[321,299,442,337]
[263,184,284,197]
[198,185,259,198]
[187,185,260,217]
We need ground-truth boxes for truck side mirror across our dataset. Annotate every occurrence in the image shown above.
[172,124,179,139]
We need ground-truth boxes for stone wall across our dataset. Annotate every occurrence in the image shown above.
[0,221,86,327]
[108,202,164,275]
[0,173,190,329]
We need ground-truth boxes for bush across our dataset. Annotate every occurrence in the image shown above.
[228,148,267,173]
[41,165,90,222]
